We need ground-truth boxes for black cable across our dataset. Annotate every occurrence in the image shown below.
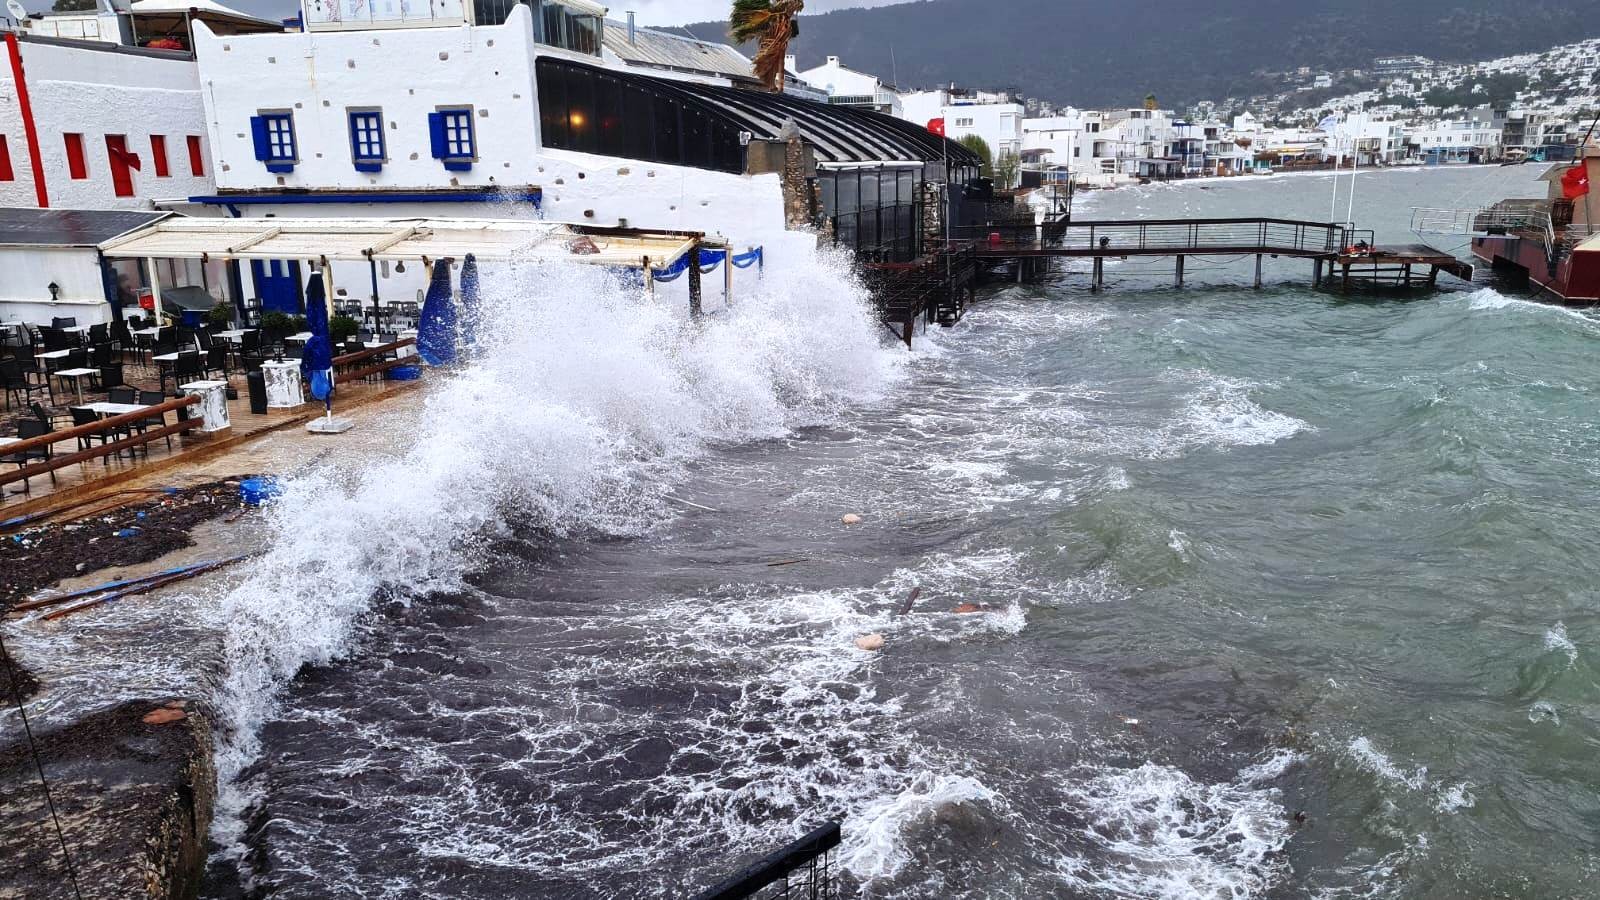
[0,630,85,900]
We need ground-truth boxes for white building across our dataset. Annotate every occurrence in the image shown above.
[1326,113,1406,166]
[899,87,1023,184]
[0,34,216,211]
[793,55,901,116]
[1399,106,1504,163]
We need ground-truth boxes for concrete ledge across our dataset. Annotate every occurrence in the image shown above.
[0,700,215,900]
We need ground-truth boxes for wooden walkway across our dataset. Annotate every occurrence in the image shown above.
[955,217,1472,290]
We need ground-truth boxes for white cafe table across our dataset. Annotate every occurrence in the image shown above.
[34,349,72,375]
[0,436,19,447]
[261,360,305,408]
[214,329,252,343]
[53,367,100,404]
[78,402,148,417]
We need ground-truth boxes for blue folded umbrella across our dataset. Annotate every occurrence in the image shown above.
[300,272,335,404]
[458,253,481,356]
[416,259,456,367]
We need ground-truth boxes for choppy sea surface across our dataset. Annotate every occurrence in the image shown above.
[10,164,1600,899]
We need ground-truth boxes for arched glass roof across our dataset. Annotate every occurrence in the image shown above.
[539,57,982,169]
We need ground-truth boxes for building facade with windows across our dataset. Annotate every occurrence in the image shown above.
[0,33,215,210]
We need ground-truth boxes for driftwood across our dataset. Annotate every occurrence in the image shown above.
[29,556,250,621]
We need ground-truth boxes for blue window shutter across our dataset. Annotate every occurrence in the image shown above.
[428,112,447,159]
[250,116,271,161]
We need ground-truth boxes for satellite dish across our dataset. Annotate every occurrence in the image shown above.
[5,0,27,22]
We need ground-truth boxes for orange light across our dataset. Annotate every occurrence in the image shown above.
[568,112,586,128]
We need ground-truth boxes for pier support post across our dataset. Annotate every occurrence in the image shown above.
[1313,258,1322,287]
[1254,254,1263,289]
[1403,264,1412,288]
[687,242,703,318]
[1092,256,1103,291]
[1341,263,1351,293]
[1175,255,1185,287]
[1428,266,1439,287]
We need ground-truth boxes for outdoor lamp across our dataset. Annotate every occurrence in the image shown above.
[47,282,59,301]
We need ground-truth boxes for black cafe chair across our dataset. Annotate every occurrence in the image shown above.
[2,418,56,495]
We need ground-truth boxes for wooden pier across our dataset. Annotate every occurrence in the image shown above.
[954,217,1472,292]
[1321,243,1474,291]
[864,214,1474,346]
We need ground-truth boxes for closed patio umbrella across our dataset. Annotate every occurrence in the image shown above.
[416,259,456,367]
[302,270,350,433]
[459,253,481,356]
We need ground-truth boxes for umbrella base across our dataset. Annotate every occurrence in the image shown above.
[305,415,355,434]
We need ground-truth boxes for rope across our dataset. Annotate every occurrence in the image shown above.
[0,631,85,900]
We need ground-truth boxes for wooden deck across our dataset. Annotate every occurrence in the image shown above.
[1324,243,1474,290]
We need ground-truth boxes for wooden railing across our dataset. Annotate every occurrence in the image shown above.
[0,396,200,488]
[333,337,416,385]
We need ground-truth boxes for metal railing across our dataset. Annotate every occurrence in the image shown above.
[693,823,842,900]
[955,217,1347,256]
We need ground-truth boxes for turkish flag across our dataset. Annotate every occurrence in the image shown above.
[927,118,945,137]
[1561,164,1589,200]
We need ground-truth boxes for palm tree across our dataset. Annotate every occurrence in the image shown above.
[730,0,805,93]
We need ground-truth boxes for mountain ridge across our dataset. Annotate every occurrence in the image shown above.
[683,0,1600,108]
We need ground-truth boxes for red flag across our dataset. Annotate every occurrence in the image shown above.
[110,144,142,172]
[927,118,945,137]
[1561,164,1589,200]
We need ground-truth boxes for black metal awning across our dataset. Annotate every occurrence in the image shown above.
[0,208,171,249]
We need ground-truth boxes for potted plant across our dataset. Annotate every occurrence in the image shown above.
[206,302,233,330]
[261,310,292,343]
[329,314,360,345]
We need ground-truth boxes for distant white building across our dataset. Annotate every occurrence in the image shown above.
[899,86,1023,184]
[1404,107,1504,163]
[793,55,901,116]
[1326,113,1406,166]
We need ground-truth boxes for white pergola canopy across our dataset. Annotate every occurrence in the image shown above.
[99,216,711,269]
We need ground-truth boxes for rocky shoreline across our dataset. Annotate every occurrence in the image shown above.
[1,481,247,899]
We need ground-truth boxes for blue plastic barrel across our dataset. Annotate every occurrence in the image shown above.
[386,365,421,381]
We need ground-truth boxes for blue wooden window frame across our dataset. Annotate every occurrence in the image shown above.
[427,106,475,171]
[347,109,385,172]
[249,111,297,173]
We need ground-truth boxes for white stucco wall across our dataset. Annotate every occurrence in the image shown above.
[0,246,114,326]
[193,8,542,194]
[0,38,213,210]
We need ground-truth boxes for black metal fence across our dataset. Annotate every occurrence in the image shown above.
[692,822,842,900]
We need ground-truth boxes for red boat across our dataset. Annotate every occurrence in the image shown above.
[1469,149,1600,303]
